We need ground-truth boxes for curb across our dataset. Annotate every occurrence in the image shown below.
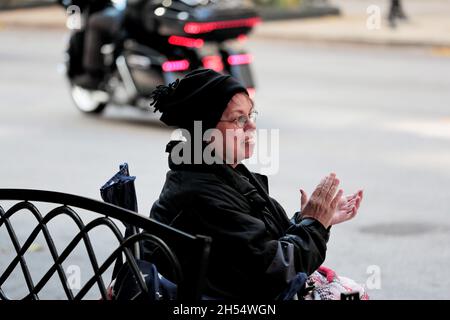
[1,5,449,49]
[250,31,450,49]
[259,5,341,21]
[0,2,54,11]
[0,4,341,30]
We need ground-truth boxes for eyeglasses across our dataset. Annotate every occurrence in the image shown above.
[219,110,258,128]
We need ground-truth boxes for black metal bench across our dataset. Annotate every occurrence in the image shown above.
[0,189,211,300]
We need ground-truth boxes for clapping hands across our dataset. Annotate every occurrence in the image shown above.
[300,173,363,228]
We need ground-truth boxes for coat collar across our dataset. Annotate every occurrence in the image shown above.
[166,140,268,208]
[166,140,287,235]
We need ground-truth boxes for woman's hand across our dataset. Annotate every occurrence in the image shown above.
[299,173,343,229]
[331,190,363,225]
[301,186,363,227]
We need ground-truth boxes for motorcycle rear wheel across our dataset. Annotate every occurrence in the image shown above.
[70,84,108,114]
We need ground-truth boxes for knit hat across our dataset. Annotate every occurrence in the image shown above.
[150,69,248,132]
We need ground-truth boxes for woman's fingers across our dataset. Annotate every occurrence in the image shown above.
[341,200,352,210]
[300,189,308,210]
[340,195,357,209]
[331,189,343,209]
[311,176,327,199]
[313,173,336,199]
[331,189,363,226]
[347,193,356,199]
[357,190,364,206]
[349,207,358,219]
[325,178,340,203]
[348,205,356,214]
[348,200,360,218]
[355,196,361,210]
[324,173,337,194]
[346,191,363,210]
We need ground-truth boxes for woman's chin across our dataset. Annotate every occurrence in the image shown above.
[243,143,255,159]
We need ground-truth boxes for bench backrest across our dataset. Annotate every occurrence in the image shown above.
[0,189,211,300]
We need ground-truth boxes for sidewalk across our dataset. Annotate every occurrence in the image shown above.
[253,15,450,48]
[0,5,65,29]
[1,1,450,48]
[253,0,450,48]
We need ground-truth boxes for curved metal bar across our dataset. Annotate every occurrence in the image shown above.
[75,232,183,300]
[0,203,38,299]
[1,206,125,300]
[0,202,75,299]
[0,189,212,300]
[0,207,16,301]
[45,206,108,299]
[27,216,124,300]
[74,234,148,300]
[139,233,183,286]
[0,189,197,243]
[0,288,8,300]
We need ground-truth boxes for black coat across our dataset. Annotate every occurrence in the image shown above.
[150,149,330,299]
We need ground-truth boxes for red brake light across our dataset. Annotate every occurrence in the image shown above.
[162,59,190,72]
[227,54,253,66]
[168,36,204,48]
[237,34,248,43]
[202,55,224,72]
[184,17,261,35]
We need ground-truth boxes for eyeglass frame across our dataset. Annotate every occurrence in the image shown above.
[218,110,258,128]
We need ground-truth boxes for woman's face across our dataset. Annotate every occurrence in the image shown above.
[214,93,256,165]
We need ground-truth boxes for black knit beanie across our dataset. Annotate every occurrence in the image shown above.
[150,69,248,132]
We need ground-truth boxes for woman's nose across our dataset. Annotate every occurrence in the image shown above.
[245,118,257,130]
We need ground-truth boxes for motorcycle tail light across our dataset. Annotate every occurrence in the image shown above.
[227,54,253,66]
[202,55,224,72]
[184,17,261,34]
[237,34,248,43]
[162,59,190,72]
[168,36,204,48]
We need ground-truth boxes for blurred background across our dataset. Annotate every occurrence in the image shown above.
[1,0,449,299]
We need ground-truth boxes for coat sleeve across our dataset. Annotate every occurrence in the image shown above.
[270,198,330,276]
[188,190,330,297]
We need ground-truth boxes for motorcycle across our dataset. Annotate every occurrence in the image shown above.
[60,0,260,114]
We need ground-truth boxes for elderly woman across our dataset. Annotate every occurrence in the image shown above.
[149,69,363,300]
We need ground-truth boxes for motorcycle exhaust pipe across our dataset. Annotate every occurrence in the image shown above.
[116,55,138,103]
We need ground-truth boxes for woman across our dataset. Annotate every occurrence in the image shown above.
[148,69,363,299]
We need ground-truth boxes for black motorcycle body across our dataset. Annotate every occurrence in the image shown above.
[61,0,259,114]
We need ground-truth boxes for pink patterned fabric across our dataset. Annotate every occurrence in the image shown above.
[303,266,369,300]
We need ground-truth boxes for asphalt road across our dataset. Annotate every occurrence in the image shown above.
[1,28,449,299]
